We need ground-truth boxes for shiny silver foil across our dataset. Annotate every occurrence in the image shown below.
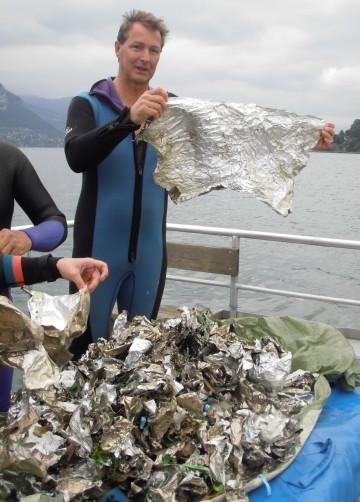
[0,288,90,389]
[140,97,325,216]
[0,307,318,501]
[26,288,90,366]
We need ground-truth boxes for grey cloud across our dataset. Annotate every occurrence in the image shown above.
[0,0,359,131]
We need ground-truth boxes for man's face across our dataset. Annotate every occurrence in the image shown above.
[115,22,162,86]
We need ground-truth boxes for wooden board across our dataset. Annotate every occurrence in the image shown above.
[167,242,239,276]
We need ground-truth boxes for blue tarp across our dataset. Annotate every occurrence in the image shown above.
[249,382,360,502]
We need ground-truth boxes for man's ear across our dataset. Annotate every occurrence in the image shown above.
[115,40,121,59]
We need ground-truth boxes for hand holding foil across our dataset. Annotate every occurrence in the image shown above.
[140,97,326,216]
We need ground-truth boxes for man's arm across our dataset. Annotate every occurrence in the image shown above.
[64,97,140,173]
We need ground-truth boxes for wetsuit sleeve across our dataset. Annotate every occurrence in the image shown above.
[65,96,140,173]
[12,151,68,251]
[0,254,62,288]
[22,220,66,252]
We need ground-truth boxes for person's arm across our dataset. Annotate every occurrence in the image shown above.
[12,149,68,252]
[64,88,170,173]
[0,255,108,292]
[0,221,66,255]
[0,254,61,287]
[0,142,67,255]
[64,96,140,173]
[22,220,66,253]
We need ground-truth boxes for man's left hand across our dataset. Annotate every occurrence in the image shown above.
[315,123,335,149]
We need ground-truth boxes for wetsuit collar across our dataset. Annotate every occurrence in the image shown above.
[90,77,125,112]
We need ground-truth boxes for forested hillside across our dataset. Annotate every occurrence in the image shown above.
[331,119,360,153]
[0,83,63,146]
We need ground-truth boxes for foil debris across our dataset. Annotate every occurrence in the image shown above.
[0,305,318,501]
[140,97,325,216]
[26,288,91,367]
[0,288,90,378]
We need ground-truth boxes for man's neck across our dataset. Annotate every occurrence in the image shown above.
[112,75,148,107]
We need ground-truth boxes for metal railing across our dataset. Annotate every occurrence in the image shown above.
[13,220,360,320]
[165,223,360,319]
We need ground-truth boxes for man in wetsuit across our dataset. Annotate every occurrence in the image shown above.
[0,139,68,412]
[65,10,172,358]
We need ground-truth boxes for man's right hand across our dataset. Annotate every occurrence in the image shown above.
[130,87,168,127]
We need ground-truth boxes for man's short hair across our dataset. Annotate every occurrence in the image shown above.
[117,9,169,49]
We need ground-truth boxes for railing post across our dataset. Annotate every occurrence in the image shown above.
[229,235,240,318]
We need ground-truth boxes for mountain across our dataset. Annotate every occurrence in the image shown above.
[20,94,71,133]
[0,83,67,147]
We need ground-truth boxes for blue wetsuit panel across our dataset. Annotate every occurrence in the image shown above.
[74,92,167,342]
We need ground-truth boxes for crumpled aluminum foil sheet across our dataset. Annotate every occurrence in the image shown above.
[0,288,90,381]
[0,303,318,502]
[140,97,325,216]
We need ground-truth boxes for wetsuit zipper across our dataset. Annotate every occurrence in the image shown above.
[128,136,147,263]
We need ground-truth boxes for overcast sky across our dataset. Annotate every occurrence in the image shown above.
[1,0,359,131]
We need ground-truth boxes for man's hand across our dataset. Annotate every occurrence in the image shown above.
[0,229,32,255]
[130,87,168,127]
[56,257,109,293]
[315,122,335,149]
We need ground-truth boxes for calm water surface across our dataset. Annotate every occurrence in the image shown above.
[13,148,360,329]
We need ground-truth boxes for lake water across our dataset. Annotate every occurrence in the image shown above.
[12,148,360,330]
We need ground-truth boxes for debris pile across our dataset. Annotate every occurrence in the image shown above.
[0,308,317,501]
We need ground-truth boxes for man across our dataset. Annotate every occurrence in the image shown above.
[0,139,69,412]
[65,9,334,359]
[65,10,172,358]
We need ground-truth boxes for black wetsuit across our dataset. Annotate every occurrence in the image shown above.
[0,140,67,298]
[65,78,174,358]
[0,254,61,288]
[0,140,67,412]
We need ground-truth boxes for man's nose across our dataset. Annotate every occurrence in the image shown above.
[139,48,151,61]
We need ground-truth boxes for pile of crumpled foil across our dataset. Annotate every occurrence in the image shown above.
[0,306,317,502]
